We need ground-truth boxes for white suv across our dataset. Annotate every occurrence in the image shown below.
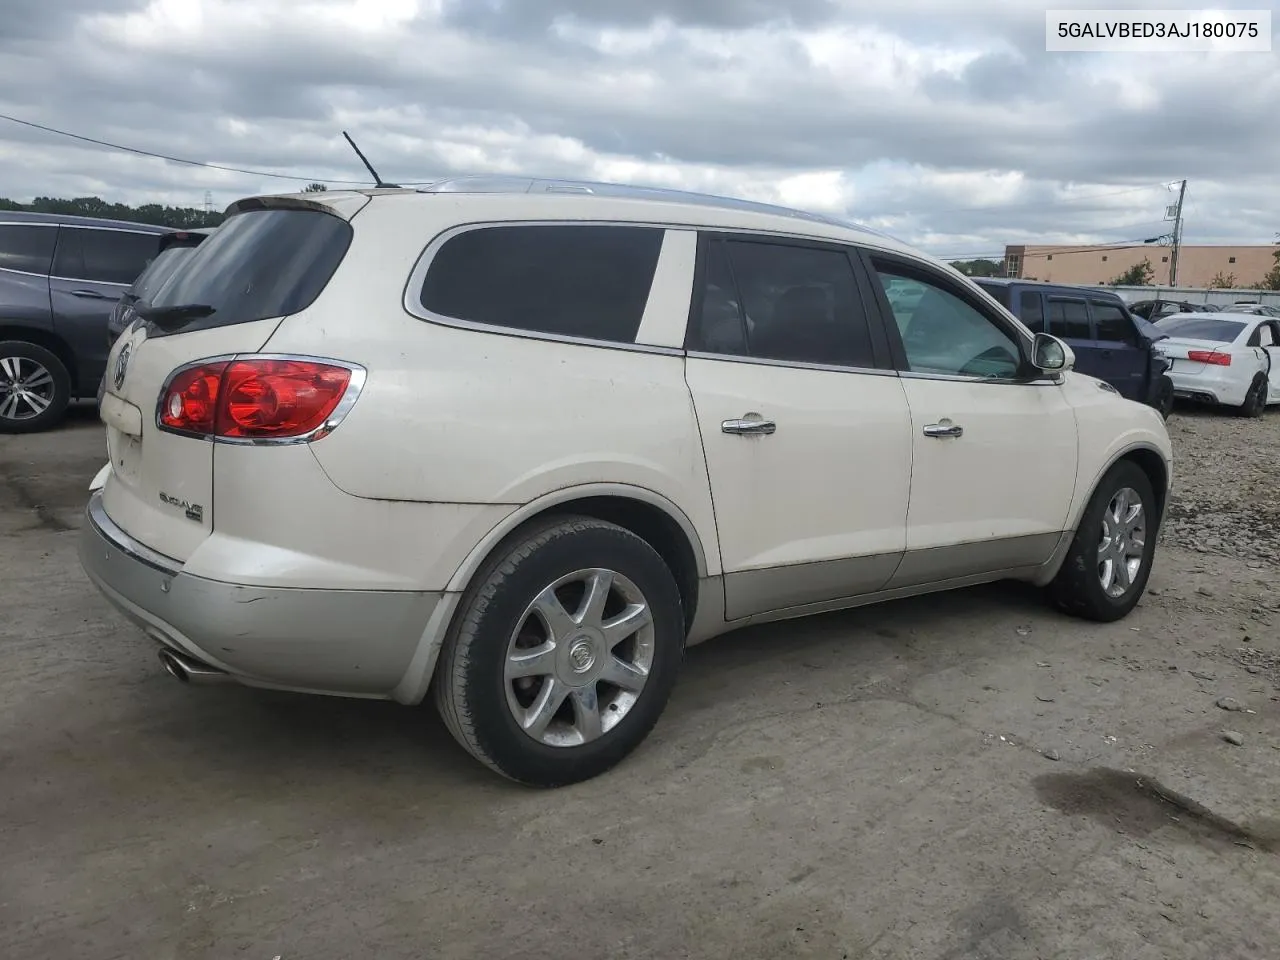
[80,179,1172,786]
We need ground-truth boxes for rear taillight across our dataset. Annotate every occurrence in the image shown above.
[158,356,363,442]
[1187,350,1231,366]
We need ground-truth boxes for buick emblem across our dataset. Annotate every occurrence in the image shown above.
[113,342,132,391]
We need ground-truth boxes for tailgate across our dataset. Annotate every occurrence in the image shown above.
[99,318,282,561]
[1158,338,1224,375]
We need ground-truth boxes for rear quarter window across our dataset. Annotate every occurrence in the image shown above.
[418,224,664,343]
[147,209,352,335]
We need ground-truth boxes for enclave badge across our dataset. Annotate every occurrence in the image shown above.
[113,342,132,391]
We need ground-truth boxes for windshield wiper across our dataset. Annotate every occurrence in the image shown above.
[120,291,140,305]
[136,302,216,332]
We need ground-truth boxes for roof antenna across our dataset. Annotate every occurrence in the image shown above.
[342,131,400,189]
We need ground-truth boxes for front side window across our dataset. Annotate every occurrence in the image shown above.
[1090,300,1134,343]
[873,264,1022,378]
[419,224,663,343]
[1047,298,1091,339]
[0,224,57,275]
[54,228,161,285]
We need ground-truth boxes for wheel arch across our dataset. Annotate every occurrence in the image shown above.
[0,324,78,386]
[391,484,714,706]
[1072,442,1170,534]
[446,484,711,629]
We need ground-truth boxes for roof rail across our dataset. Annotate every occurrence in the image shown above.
[416,175,899,242]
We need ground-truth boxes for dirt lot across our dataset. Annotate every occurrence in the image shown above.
[1,403,1278,960]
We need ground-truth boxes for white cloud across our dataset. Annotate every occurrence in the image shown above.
[0,0,1276,258]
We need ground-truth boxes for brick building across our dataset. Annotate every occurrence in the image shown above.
[1002,244,1276,288]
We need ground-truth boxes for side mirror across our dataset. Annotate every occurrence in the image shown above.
[1032,332,1074,373]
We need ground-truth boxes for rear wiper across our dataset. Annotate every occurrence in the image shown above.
[136,302,216,331]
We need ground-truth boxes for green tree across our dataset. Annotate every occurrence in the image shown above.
[1109,258,1154,286]
[0,195,222,228]
[1264,239,1280,291]
[1208,271,1237,289]
[303,182,328,192]
[950,258,1003,277]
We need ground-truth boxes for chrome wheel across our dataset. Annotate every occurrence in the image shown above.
[505,567,655,748]
[0,355,56,421]
[1097,487,1146,598]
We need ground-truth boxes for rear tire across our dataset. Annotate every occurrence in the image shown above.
[1235,374,1266,418]
[1153,376,1174,420]
[434,516,685,787]
[0,340,71,434]
[1048,460,1157,623]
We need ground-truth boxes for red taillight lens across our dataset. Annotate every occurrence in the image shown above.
[158,358,356,440]
[1187,349,1231,366]
[159,362,230,434]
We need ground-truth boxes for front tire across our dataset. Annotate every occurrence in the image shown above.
[434,516,685,787]
[0,340,71,434]
[1048,460,1157,622]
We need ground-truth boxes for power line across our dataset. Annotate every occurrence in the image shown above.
[0,112,377,186]
[921,182,1177,217]
[940,238,1167,261]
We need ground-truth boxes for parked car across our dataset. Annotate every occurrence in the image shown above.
[1128,298,1216,320]
[0,211,170,432]
[973,278,1174,418]
[106,227,216,351]
[81,179,1172,786]
[1154,311,1280,416]
[1220,302,1280,318]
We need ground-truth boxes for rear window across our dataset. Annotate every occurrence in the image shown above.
[419,224,664,343]
[1153,316,1246,342]
[147,209,352,334]
[130,245,198,302]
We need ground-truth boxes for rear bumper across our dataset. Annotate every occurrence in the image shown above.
[1167,367,1247,406]
[78,492,442,699]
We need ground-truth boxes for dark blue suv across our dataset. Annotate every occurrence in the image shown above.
[974,278,1173,418]
[0,211,170,432]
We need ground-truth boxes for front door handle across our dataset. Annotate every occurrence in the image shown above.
[71,289,113,300]
[722,417,777,436]
[923,421,963,439]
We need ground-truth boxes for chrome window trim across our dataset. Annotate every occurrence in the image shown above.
[898,370,1065,387]
[153,353,369,446]
[685,350,900,379]
[50,275,130,287]
[0,266,50,280]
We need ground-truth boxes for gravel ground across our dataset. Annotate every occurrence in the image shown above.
[1164,404,1280,564]
[0,402,1277,960]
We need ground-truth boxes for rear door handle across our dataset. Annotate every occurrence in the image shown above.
[71,289,113,300]
[722,417,777,436]
[923,421,963,439]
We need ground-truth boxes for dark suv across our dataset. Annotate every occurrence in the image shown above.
[0,211,170,432]
[974,278,1174,418]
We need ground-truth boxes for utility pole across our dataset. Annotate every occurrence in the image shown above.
[1167,179,1187,287]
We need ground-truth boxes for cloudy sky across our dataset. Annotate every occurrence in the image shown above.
[1,0,1276,260]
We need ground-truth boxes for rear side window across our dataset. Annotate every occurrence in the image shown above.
[1018,291,1045,332]
[419,225,663,343]
[0,224,57,275]
[54,228,161,285]
[149,209,352,331]
[1047,298,1091,339]
[1090,300,1134,343]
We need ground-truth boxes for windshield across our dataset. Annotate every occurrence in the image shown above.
[1154,316,1246,342]
[147,208,352,335]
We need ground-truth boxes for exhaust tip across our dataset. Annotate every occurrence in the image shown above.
[158,649,190,683]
